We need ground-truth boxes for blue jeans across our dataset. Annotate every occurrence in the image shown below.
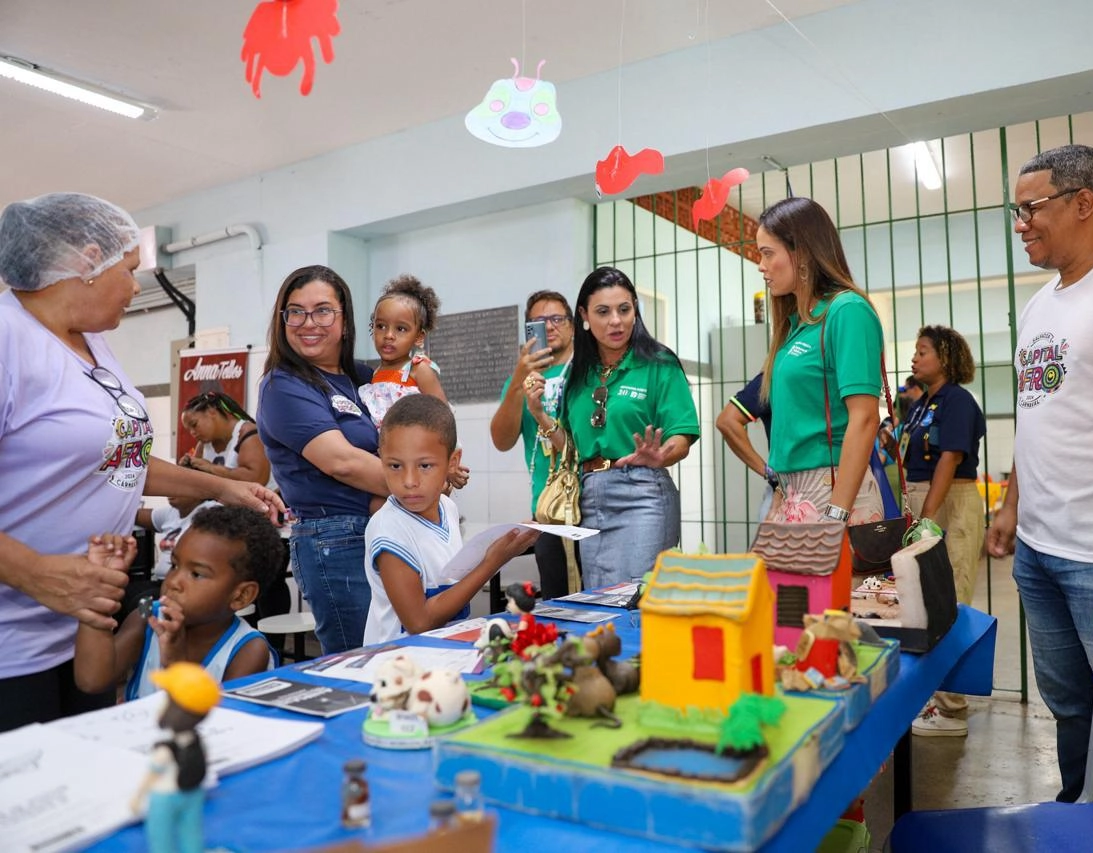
[290,514,370,655]
[1012,538,1093,802]
[578,466,680,589]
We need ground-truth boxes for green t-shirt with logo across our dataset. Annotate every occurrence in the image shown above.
[768,291,882,473]
[500,361,569,515]
[565,348,699,463]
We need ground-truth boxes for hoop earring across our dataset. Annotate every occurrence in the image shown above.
[583,320,590,331]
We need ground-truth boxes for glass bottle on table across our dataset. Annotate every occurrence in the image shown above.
[341,759,371,829]
[429,799,456,831]
[454,769,484,823]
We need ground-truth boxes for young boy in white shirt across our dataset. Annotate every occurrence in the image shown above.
[363,395,538,645]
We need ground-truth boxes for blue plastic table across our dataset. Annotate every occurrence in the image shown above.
[88,605,996,852]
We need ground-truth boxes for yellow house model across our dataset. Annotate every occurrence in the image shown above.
[640,552,774,712]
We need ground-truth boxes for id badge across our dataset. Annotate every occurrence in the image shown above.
[898,430,910,460]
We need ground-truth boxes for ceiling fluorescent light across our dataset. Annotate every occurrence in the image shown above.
[0,55,155,120]
[912,141,942,190]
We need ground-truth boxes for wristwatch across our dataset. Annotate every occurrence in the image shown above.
[763,464,780,491]
[823,504,850,523]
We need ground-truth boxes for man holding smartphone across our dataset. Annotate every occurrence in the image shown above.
[490,290,576,599]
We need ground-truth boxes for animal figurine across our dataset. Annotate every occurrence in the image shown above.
[555,636,621,728]
[585,623,640,695]
[369,655,470,727]
[405,669,471,728]
[465,58,562,148]
[368,654,422,719]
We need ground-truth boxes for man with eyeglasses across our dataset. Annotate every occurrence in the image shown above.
[987,143,1093,803]
[490,290,576,599]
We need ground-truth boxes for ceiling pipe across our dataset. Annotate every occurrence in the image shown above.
[161,224,262,255]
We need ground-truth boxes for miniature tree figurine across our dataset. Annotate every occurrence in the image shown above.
[131,662,221,853]
[716,694,786,756]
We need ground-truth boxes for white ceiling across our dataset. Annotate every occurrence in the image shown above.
[0,0,859,214]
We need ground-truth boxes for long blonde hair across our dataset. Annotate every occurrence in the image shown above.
[758,197,875,401]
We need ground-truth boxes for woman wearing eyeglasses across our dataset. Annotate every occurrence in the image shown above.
[530,267,699,589]
[257,265,387,654]
[0,193,282,732]
[180,391,271,487]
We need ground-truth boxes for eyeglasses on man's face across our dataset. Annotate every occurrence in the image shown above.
[282,307,342,327]
[528,314,570,327]
[591,385,608,428]
[87,366,149,421]
[1010,188,1082,224]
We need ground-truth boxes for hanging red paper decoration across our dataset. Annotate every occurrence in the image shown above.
[241,0,340,98]
[594,145,665,198]
[692,168,750,228]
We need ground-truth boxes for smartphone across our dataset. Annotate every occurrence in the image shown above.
[524,319,548,354]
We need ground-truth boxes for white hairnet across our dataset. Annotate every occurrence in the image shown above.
[0,192,140,292]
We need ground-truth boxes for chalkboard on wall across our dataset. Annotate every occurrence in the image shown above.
[426,305,520,404]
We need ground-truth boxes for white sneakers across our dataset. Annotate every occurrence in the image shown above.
[912,702,968,737]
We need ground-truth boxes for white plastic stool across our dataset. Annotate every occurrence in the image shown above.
[257,569,315,661]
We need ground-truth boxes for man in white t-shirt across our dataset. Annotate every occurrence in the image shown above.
[987,143,1093,803]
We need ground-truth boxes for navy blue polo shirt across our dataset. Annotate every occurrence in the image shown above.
[902,382,985,482]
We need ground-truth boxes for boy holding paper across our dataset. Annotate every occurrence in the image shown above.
[363,395,539,645]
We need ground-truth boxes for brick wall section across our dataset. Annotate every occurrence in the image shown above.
[632,190,761,264]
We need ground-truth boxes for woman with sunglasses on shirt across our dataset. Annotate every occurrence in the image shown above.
[0,193,282,732]
[527,267,699,588]
[257,265,388,654]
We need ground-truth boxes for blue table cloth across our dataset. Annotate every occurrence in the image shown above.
[89,604,996,852]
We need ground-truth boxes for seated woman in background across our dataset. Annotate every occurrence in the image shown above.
[529,266,699,588]
[179,389,289,633]
[758,197,884,525]
[179,390,271,486]
[257,265,387,654]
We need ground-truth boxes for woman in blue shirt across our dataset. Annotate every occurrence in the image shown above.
[257,265,387,654]
[893,325,985,735]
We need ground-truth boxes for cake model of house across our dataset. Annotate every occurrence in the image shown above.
[640,551,775,711]
[750,521,850,647]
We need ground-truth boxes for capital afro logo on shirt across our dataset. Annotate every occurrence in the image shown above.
[1017,331,1068,408]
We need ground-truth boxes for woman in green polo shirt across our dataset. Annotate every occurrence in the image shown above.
[757,197,885,525]
[528,266,699,588]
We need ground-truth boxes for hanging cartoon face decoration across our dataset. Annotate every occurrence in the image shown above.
[692,168,751,228]
[242,0,341,98]
[594,145,665,197]
[465,59,562,148]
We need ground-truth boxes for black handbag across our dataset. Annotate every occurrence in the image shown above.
[847,516,911,575]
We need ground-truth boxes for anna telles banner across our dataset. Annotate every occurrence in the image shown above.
[176,348,249,459]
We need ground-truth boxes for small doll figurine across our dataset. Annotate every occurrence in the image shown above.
[505,581,538,625]
[131,663,221,853]
[505,581,557,657]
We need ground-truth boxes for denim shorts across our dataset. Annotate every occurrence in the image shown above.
[289,514,370,655]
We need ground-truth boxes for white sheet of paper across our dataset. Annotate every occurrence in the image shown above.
[442,522,599,580]
[303,646,483,683]
[0,723,148,853]
[50,693,323,776]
